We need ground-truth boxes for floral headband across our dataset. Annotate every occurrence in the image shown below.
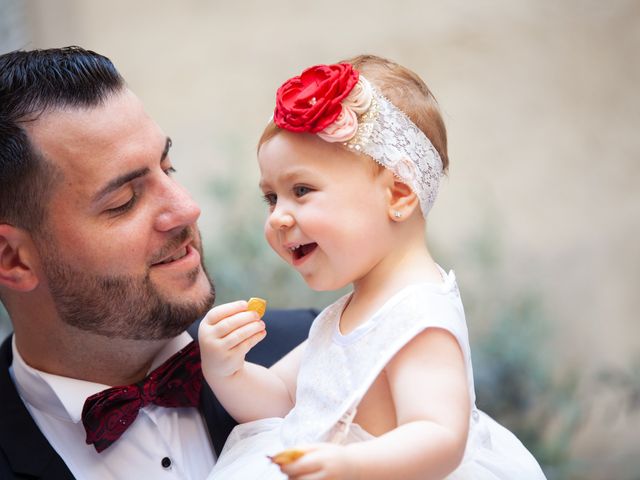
[273,63,443,217]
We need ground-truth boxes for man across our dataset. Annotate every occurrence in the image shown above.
[0,46,315,479]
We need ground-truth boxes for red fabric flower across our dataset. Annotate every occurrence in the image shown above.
[274,63,359,133]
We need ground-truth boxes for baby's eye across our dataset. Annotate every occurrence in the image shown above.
[262,192,277,206]
[293,185,312,197]
[163,166,176,176]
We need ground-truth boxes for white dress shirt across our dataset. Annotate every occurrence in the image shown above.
[10,332,216,480]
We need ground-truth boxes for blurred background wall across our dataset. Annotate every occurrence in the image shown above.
[1,0,638,478]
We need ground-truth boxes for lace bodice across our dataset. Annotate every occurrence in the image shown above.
[280,271,476,446]
[209,270,546,479]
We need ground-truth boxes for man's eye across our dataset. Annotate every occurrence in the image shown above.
[107,194,138,215]
[293,185,312,197]
[164,166,176,176]
[262,193,277,206]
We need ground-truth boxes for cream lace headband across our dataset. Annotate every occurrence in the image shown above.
[273,63,443,217]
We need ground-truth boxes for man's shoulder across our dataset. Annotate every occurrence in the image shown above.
[0,335,15,398]
[0,334,77,479]
[249,308,318,366]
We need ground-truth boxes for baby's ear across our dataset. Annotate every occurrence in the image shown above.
[0,224,40,292]
[387,179,420,221]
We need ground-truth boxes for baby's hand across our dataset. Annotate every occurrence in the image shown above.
[198,300,267,378]
[277,443,357,480]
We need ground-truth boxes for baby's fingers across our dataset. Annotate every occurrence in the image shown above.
[233,328,267,356]
[212,310,263,340]
[286,473,325,480]
[278,449,319,478]
[201,302,263,343]
[280,460,322,480]
[202,300,248,326]
[223,318,266,350]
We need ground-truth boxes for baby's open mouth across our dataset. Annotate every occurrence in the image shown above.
[290,243,318,261]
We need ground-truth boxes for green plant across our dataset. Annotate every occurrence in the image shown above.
[469,294,584,479]
[445,225,588,479]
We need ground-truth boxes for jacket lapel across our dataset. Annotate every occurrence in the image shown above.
[185,322,239,456]
[0,335,75,479]
[199,382,237,457]
[1,330,240,478]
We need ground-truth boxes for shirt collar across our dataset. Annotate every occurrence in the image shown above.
[10,332,194,424]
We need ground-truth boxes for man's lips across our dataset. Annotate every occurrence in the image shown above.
[151,238,196,267]
[155,246,189,265]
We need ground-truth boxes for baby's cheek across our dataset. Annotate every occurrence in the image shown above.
[264,228,281,255]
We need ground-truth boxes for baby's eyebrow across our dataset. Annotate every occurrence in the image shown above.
[259,167,317,190]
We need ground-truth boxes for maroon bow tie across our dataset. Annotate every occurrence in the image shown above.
[82,340,203,453]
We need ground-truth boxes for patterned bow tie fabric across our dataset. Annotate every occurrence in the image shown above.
[82,340,203,452]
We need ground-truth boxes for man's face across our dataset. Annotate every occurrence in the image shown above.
[26,89,214,340]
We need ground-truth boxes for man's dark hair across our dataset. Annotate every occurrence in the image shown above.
[0,46,125,231]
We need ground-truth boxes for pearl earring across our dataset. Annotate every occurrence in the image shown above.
[393,210,402,219]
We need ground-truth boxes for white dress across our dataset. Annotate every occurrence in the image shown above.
[208,270,546,479]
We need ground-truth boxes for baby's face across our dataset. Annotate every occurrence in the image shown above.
[257,131,396,291]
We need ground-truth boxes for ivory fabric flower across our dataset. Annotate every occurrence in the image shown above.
[317,105,359,143]
[343,77,373,115]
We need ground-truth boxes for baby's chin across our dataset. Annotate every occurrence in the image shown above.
[301,275,350,293]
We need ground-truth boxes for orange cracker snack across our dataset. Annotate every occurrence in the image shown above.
[247,297,267,318]
[268,448,306,466]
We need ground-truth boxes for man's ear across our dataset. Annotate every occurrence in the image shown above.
[0,224,40,292]
[387,178,420,221]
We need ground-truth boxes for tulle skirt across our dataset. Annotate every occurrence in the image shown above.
[207,417,287,479]
[207,411,546,479]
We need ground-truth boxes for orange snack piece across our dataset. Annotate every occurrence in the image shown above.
[247,297,267,318]
[268,448,306,465]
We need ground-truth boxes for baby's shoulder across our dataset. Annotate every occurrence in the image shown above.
[397,280,464,317]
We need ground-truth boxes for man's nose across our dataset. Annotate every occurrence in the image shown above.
[154,179,201,232]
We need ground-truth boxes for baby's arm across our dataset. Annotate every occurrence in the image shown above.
[198,300,304,423]
[281,327,469,480]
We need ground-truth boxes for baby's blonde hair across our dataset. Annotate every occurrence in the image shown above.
[258,54,449,172]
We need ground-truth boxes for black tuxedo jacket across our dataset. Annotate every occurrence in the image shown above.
[0,308,317,479]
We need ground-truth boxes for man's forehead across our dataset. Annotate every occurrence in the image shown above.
[24,89,165,180]
[27,90,136,147]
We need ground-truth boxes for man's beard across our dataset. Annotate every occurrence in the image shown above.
[39,230,215,340]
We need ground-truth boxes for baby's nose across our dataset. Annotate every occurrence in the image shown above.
[268,207,295,230]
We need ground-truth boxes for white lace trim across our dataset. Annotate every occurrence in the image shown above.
[344,84,444,217]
